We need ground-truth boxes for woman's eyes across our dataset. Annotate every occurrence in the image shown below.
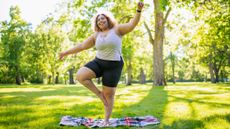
[98,17,105,21]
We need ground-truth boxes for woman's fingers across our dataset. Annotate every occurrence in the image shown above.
[59,52,65,60]
[138,2,144,10]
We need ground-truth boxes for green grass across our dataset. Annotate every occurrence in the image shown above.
[0,82,229,129]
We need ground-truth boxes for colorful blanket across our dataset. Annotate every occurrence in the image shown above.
[59,115,160,128]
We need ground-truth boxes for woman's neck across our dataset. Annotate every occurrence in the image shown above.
[101,28,109,32]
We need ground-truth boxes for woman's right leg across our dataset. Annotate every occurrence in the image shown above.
[76,67,108,106]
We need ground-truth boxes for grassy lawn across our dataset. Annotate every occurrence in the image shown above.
[0,82,229,129]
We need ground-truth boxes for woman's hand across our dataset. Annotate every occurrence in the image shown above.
[59,51,67,60]
[137,1,144,11]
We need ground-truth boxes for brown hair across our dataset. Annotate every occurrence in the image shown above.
[92,12,117,32]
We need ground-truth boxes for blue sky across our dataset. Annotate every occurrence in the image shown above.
[0,0,62,28]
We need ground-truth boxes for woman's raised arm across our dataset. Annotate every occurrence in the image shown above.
[117,2,144,36]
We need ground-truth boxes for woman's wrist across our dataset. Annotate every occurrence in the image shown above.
[136,9,141,13]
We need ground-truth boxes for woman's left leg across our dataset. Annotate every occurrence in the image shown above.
[102,86,116,125]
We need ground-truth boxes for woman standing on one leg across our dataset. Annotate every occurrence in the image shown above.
[59,2,144,126]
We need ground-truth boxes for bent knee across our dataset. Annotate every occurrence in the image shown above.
[76,71,85,83]
[76,67,95,83]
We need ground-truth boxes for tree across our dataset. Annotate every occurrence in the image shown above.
[187,0,230,83]
[153,0,172,86]
[0,6,30,85]
[165,51,177,83]
[144,0,171,86]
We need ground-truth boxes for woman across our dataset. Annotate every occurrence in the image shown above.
[59,2,144,126]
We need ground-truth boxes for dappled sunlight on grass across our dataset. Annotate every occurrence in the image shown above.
[161,82,230,129]
[113,85,168,125]
[165,102,192,119]
[0,83,229,129]
[35,95,98,107]
[165,85,217,93]
[116,85,152,104]
[1,94,16,99]
[27,117,56,127]
[204,117,230,129]
[0,87,56,93]
[192,102,230,119]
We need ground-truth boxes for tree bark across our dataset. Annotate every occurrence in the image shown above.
[209,62,216,83]
[140,68,146,84]
[172,65,175,84]
[213,67,219,82]
[52,71,55,85]
[16,74,21,85]
[55,72,59,84]
[126,60,132,85]
[153,0,166,86]
[15,66,21,85]
[170,52,176,84]
[69,67,75,84]
[48,75,52,84]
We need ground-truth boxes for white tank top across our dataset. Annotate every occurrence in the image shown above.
[95,28,122,61]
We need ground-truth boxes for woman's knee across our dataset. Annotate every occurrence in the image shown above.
[76,69,85,83]
[76,67,95,83]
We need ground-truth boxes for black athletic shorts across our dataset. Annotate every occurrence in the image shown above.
[84,57,124,87]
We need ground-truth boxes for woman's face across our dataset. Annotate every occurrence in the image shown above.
[97,14,109,31]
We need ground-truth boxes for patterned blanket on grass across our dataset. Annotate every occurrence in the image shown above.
[59,115,160,128]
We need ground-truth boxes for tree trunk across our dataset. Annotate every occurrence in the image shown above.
[170,52,176,84]
[69,68,75,84]
[209,62,216,83]
[52,71,55,85]
[16,74,21,85]
[140,68,146,84]
[213,67,219,83]
[48,75,52,84]
[220,70,224,82]
[153,0,166,86]
[172,66,175,84]
[15,66,21,85]
[126,60,132,85]
[55,72,59,84]
[21,75,25,83]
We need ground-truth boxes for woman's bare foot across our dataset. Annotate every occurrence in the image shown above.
[103,120,109,127]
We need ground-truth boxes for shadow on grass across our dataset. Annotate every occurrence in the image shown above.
[104,86,168,129]
[0,85,101,129]
[161,83,230,129]
[162,113,230,129]
[169,95,230,107]
[1,83,228,129]
[163,119,204,129]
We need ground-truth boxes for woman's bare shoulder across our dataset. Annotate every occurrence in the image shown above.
[92,32,99,39]
[113,25,122,36]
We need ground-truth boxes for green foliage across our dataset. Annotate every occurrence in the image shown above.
[192,0,230,82]
[27,18,65,84]
[160,0,169,11]
[0,6,30,84]
[1,0,229,84]
[167,0,230,83]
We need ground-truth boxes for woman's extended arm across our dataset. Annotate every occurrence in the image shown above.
[59,33,96,60]
[117,2,144,36]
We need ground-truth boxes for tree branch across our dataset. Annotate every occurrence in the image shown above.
[163,7,171,25]
[143,21,154,45]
